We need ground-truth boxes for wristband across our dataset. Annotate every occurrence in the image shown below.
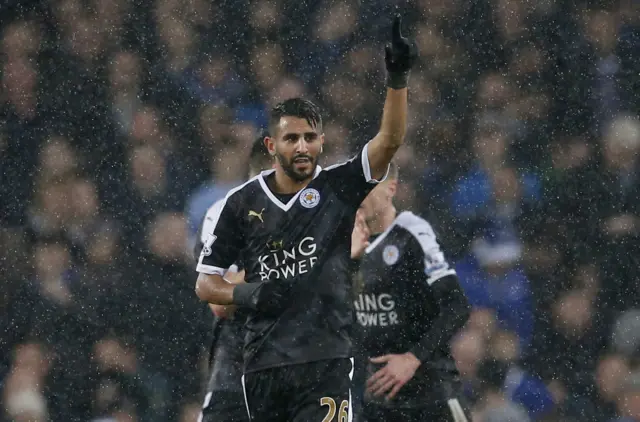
[232,282,262,310]
[408,345,430,365]
[386,71,410,89]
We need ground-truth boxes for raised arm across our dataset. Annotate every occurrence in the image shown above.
[368,15,418,180]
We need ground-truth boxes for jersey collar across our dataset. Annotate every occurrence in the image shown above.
[257,166,323,212]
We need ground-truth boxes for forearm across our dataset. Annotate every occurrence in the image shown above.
[368,89,408,179]
[195,273,234,305]
[377,87,408,148]
[409,276,471,364]
[366,14,416,179]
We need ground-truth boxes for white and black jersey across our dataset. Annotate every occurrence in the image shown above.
[354,211,470,408]
[197,142,388,373]
[195,200,245,394]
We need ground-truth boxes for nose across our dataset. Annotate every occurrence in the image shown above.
[295,138,309,154]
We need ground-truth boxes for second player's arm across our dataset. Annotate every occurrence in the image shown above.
[403,216,471,365]
[408,275,471,365]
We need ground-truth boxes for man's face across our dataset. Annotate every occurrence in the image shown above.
[359,181,394,223]
[267,116,324,182]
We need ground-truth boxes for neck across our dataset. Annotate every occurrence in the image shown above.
[272,167,312,194]
[369,205,396,234]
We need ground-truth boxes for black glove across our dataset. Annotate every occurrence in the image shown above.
[385,15,418,89]
[233,280,291,315]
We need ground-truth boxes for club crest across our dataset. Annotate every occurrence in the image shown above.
[300,188,320,209]
[382,245,399,265]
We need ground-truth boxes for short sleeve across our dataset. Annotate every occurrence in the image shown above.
[196,193,244,276]
[324,141,390,208]
[396,212,456,285]
[194,199,223,261]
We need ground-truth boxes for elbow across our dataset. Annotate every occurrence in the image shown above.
[458,297,472,328]
[195,278,206,302]
[378,131,405,148]
[440,275,472,329]
[195,273,212,302]
[450,287,472,332]
[451,283,472,329]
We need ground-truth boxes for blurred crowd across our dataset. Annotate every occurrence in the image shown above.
[0,0,639,421]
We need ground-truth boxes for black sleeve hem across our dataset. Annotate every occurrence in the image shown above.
[232,282,262,310]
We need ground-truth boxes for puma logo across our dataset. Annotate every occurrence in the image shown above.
[248,208,265,223]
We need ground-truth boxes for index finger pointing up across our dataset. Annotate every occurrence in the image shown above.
[392,15,403,42]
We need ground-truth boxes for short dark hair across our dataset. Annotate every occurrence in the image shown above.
[269,98,322,136]
[247,131,272,178]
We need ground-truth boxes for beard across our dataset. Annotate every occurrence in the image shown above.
[276,152,317,182]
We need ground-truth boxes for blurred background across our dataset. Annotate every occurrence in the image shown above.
[0,0,639,421]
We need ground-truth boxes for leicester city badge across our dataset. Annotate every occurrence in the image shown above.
[299,188,321,209]
[382,245,399,265]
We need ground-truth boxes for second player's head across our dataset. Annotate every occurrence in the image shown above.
[359,161,399,222]
[265,98,324,183]
[248,131,274,178]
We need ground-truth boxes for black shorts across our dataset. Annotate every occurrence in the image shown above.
[198,390,249,422]
[361,397,471,422]
[242,358,354,422]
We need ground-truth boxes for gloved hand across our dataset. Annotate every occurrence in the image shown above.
[385,15,418,89]
[233,280,292,316]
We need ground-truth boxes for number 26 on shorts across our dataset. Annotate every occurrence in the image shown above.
[320,397,349,422]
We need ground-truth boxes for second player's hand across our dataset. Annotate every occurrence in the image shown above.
[351,210,370,259]
[366,352,421,400]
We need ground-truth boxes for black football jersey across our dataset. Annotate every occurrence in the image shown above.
[197,142,387,373]
[354,211,460,406]
[196,200,245,393]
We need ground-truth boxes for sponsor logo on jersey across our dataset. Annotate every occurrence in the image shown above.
[266,239,284,251]
[354,293,399,327]
[258,237,318,280]
[300,188,321,208]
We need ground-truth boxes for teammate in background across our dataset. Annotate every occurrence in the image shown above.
[194,15,417,422]
[351,162,472,422]
[195,134,273,422]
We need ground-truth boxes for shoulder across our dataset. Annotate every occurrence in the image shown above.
[204,198,226,221]
[322,154,359,173]
[220,174,264,207]
[394,211,438,243]
[228,174,263,198]
[200,177,263,233]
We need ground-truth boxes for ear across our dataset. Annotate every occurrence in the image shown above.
[387,179,398,198]
[320,134,325,154]
[265,136,276,157]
